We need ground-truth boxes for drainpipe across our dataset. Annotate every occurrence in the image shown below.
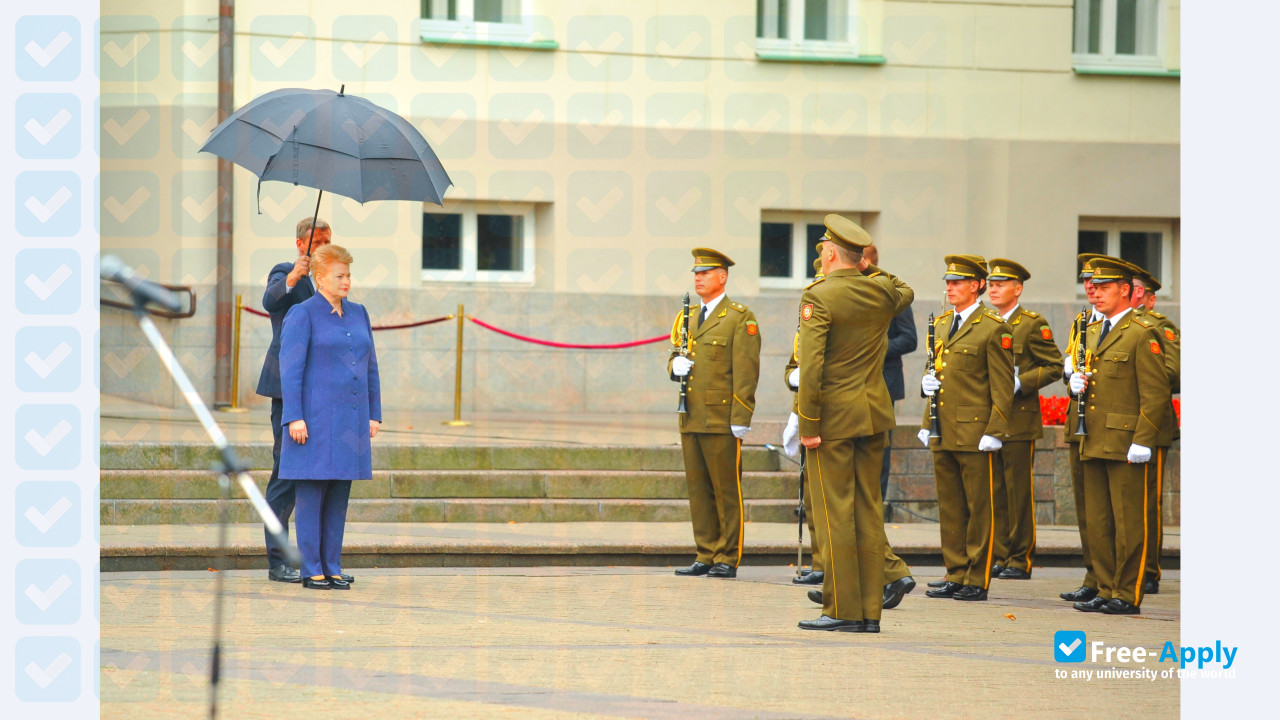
[213,0,235,408]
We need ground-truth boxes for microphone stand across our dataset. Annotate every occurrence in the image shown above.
[121,293,299,720]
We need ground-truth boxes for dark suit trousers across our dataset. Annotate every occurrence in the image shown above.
[265,398,296,569]
[295,480,353,578]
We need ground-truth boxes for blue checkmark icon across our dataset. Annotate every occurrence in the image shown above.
[1055,630,1087,662]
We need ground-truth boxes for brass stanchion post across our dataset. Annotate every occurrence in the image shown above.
[219,293,248,413]
[444,303,470,426]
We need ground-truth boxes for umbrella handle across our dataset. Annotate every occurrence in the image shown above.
[306,190,322,257]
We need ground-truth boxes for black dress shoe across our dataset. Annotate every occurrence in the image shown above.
[328,576,351,590]
[339,573,354,584]
[998,567,1031,580]
[796,567,813,578]
[1060,586,1099,602]
[952,585,988,601]
[991,564,1006,577]
[674,561,712,576]
[706,562,737,578]
[926,579,948,588]
[882,576,916,610]
[1073,596,1109,612]
[301,577,331,590]
[1101,599,1141,615]
[862,619,880,634]
[268,566,301,583]
[798,615,865,632]
[807,589,822,605]
[925,581,962,598]
[792,570,823,585]
[1143,578,1159,595]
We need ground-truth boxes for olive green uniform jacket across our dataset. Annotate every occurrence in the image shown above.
[1079,311,1171,463]
[668,297,761,434]
[919,303,1016,451]
[1006,307,1064,441]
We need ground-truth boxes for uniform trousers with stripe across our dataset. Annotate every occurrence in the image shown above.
[998,440,1038,572]
[1083,458,1154,606]
[809,433,887,622]
[1144,448,1168,583]
[803,447,912,583]
[932,449,1002,589]
[680,432,744,568]
[1068,441,1098,590]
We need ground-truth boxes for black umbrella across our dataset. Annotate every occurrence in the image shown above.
[200,85,452,253]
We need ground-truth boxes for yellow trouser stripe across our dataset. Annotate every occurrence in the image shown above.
[1026,442,1037,571]
[814,448,838,617]
[735,439,744,567]
[1154,448,1164,580]
[984,453,995,589]
[1136,462,1150,605]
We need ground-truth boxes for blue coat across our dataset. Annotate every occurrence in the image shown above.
[256,261,314,398]
[278,294,382,481]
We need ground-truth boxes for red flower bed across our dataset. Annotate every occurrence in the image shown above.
[1040,396,1181,426]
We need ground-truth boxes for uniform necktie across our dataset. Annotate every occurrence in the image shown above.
[699,305,708,328]
[1098,319,1112,345]
[949,314,961,339]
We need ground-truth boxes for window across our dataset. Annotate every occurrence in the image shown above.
[1073,0,1164,71]
[419,0,542,45]
[1076,219,1176,295]
[756,0,859,58]
[422,203,535,283]
[760,211,859,289]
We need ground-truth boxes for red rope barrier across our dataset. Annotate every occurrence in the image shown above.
[468,316,668,349]
[240,305,453,331]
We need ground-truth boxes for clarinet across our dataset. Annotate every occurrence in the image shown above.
[1074,307,1088,436]
[677,293,691,414]
[926,312,941,439]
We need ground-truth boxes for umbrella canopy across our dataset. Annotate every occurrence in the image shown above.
[200,87,452,205]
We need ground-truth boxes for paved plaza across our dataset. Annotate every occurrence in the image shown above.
[102,565,1180,719]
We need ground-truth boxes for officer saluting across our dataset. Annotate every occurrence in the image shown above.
[919,255,1015,603]
[668,248,762,579]
[795,215,914,633]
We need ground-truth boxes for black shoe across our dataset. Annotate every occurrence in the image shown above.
[798,615,865,632]
[328,576,351,590]
[1060,586,1099,602]
[807,589,822,605]
[674,561,712,576]
[268,566,301,583]
[926,579,948,588]
[1101,599,1141,615]
[991,564,1006,577]
[953,585,988,602]
[925,581,962,598]
[882,576,916,610]
[792,570,823,585]
[339,573,354,584]
[301,577,331,590]
[796,567,813,578]
[1073,596,1109,612]
[706,563,737,578]
[862,619,880,634]
[998,567,1031,580]
[1143,578,1159,595]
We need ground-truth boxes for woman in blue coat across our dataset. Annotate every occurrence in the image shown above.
[279,244,381,590]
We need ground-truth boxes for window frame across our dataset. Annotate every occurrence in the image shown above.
[421,201,537,285]
[1072,0,1167,72]
[1076,217,1175,297]
[758,210,861,291]
[755,0,861,59]
[419,0,542,45]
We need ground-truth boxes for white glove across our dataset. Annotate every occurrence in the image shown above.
[1127,443,1152,464]
[1069,372,1091,395]
[672,356,693,377]
[782,413,799,457]
[1063,355,1075,377]
[1014,374,1022,394]
[917,428,931,447]
[921,374,941,396]
[787,367,800,389]
[978,435,1003,452]
[731,425,749,439]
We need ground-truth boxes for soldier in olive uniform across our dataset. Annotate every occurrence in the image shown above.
[1060,255,1106,603]
[795,215,914,632]
[919,255,1015,602]
[986,259,1063,579]
[669,248,762,579]
[1069,258,1171,615]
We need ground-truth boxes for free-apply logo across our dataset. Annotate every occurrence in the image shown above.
[1055,631,1086,663]
[1053,630,1240,676]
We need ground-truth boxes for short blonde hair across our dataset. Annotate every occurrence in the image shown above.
[312,244,353,279]
[296,217,331,239]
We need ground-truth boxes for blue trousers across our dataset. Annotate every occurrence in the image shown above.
[265,398,297,569]
[294,480,352,578]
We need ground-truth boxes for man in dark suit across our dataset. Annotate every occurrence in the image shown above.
[258,217,330,583]
[865,245,917,506]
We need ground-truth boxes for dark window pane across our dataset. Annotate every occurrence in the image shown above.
[1080,0,1102,54]
[423,0,457,20]
[477,214,522,271]
[1077,230,1107,282]
[760,222,792,277]
[423,213,462,270]
[805,223,828,277]
[1116,0,1137,55]
[475,0,505,23]
[805,0,828,40]
[1119,231,1161,278]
